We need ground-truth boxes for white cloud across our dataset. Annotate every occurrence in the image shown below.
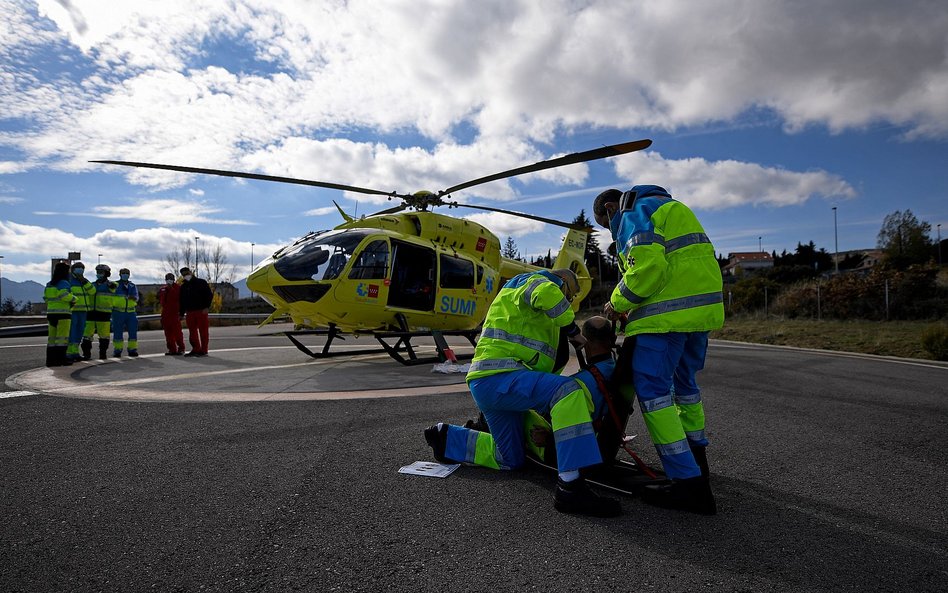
[188,188,204,196]
[2,0,943,198]
[0,196,24,204]
[614,152,857,210]
[0,219,281,283]
[34,198,254,225]
[302,206,338,217]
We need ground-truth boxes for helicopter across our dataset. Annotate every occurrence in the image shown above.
[91,138,652,364]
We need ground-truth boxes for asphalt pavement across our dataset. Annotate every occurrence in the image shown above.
[1,325,946,592]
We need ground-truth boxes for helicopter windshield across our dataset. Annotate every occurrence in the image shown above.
[273,230,372,282]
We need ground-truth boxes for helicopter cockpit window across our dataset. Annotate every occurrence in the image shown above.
[440,254,475,289]
[273,230,368,282]
[348,240,389,280]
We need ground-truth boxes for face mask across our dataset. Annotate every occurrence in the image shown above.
[120,274,130,281]
[97,273,105,279]
[183,274,193,281]
[166,279,174,285]
[73,268,84,276]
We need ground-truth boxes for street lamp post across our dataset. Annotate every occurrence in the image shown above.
[832,206,839,274]
[194,237,200,269]
[97,253,102,265]
[250,243,255,299]
[758,236,762,253]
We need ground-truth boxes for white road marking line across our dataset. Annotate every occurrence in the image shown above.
[712,340,948,370]
[0,390,37,398]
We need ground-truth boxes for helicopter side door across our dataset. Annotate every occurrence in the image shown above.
[388,240,436,311]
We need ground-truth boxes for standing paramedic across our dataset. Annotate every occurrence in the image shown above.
[44,262,77,367]
[593,185,724,515]
[158,272,186,355]
[66,261,96,362]
[111,267,140,357]
[82,264,116,360]
[424,269,622,518]
[179,267,213,357]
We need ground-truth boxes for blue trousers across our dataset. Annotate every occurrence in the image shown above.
[631,332,710,480]
[447,370,601,472]
[112,311,139,352]
[67,311,88,357]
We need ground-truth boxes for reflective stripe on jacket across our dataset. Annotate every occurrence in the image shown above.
[467,271,575,381]
[44,280,75,315]
[69,277,96,312]
[92,281,116,313]
[112,281,139,313]
[609,186,724,334]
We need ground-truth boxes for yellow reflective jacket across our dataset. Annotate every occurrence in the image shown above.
[467,271,578,381]
[609,186,724,335]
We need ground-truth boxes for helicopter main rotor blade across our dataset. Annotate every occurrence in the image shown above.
[368,203,408,217]
[89,160,398,198]
[440,138,652,197]
[449,202,589,231]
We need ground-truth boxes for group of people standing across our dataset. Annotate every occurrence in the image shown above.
[43,263,214,366]
[425,184,725,518]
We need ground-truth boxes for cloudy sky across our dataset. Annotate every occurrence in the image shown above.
[1,0,946,283]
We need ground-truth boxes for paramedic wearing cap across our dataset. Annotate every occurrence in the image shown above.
[424,269,622,518]
[179,267,213,357]
[593,185,724,515]
[111,268,140,357]
[158,273,186,355]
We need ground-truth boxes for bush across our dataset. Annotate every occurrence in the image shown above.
[920,323,948,361]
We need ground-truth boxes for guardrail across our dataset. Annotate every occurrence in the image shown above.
[0,313,275,338]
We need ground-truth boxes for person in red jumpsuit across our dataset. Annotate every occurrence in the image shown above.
[158,272,186,355]
[179,266,213,357]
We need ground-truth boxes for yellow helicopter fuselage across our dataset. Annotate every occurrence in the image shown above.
[246,210,590,334]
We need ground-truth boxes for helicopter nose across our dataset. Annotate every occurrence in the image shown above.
[247,265,275,298]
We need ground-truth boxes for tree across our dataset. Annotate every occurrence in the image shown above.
[205,242,237,285]
[1,297,23,315]
[877,209,933,269]
[502,236,520,260]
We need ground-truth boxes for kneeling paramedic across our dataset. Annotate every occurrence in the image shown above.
[425,269,622,518]
[594,185,724,515]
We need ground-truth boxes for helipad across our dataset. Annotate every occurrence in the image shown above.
[5,327,481,402]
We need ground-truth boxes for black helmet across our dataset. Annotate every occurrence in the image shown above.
[95,264,111,276]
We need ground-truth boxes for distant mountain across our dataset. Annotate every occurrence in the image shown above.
[1,278,44,305]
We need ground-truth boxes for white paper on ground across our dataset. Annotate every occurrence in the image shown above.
[398,461,461,478]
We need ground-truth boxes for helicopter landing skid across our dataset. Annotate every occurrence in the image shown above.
[284,325,478,366]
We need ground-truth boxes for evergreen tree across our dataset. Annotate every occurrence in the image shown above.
[502,236,520,260]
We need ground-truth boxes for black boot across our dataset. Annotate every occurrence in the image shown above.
[55,346,73,366]
[99,339,109,360]
[46,347,59,367]
[641,476,716,515]
[81,339,93,360]
[423,424,449,463]
[691,445,710,479]
[553,478,622,517]
[463,412,490,433]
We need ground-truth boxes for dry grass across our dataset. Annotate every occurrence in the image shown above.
[711,315,943,360]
